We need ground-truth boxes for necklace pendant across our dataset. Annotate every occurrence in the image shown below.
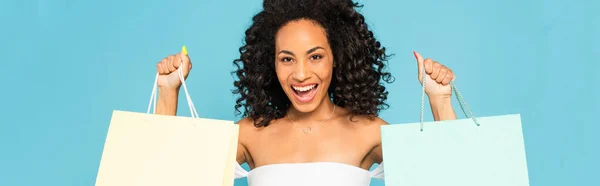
[302,126,312,134]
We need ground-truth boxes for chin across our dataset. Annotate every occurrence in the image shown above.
[291,101,320,113]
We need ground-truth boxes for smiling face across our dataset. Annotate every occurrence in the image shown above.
[274,19,334,113]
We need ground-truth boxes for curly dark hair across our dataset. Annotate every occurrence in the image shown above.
[232,0,395,127]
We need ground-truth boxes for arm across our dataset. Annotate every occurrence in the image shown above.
[156,88,180,115]
[236,144,247,165]
[429,96,457,121]
[235,118,253,165]
[368,117,388,166]
[154,48,191,115]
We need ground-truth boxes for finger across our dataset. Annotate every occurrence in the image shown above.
[170,54,180,70]
[442,69,453,85]
[156,62,163,74]
[164,55,174,74]
[167,55,177,72]
[181,45,191,70]
[424,58,434,74]
[414,51,424,71]
[179,51,191,68]
[414,51,424,81]
[157,58,167,75]
[179,46,192,79]
[180,51,191,76]
[436,66,448,83]
[429,61,440,79]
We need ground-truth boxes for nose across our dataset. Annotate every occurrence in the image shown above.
[292,60,311,82]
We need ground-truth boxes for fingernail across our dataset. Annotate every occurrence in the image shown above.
[413,51,418,59]
[182,45,188,55]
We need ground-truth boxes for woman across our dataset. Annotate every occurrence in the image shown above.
[155,0,457,185]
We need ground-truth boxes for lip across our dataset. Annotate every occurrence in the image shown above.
[291,83,318,87]
[290,83,319,103]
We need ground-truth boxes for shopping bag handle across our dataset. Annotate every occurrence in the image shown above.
[419,61,479,131]
[146,46,199,118]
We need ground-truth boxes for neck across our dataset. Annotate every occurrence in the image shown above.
[288,98,336,122]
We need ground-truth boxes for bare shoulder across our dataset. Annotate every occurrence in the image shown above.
[340,114,388,144]
[235,117,263,136]
[235,117,255,128]
[370,116,389,126]
[344,114,389,128]
[355,115,387,142]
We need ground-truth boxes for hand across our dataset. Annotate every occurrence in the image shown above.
[414,51,454,99]
[156,49,192,90]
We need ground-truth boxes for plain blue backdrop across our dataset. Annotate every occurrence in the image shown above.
[0,0,598,185]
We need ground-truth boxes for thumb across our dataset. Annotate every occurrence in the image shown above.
[414,51,425,82]
[180,46,192,75]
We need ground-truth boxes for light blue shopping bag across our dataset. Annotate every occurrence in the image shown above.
[380,70,530,186]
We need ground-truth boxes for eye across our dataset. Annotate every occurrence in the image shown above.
[281,57,293,62]
[310,54,323,60]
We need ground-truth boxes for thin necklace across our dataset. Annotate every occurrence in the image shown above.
[288,105,336,134]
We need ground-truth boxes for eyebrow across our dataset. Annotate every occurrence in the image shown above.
[278,46,325,56]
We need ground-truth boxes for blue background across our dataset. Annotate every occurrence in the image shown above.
[1,0,598,185]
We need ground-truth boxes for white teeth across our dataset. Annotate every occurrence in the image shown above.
[292,85,316,92]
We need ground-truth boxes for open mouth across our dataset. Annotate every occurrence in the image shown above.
[291,84,318,103]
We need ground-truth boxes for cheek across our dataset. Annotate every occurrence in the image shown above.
[275,65,290,85]
[316,59,334,82]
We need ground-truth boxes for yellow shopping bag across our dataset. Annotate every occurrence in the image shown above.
[95,47,238,186]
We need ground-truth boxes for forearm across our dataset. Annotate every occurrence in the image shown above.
[429,96,457,121]
[156,88,179,115]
